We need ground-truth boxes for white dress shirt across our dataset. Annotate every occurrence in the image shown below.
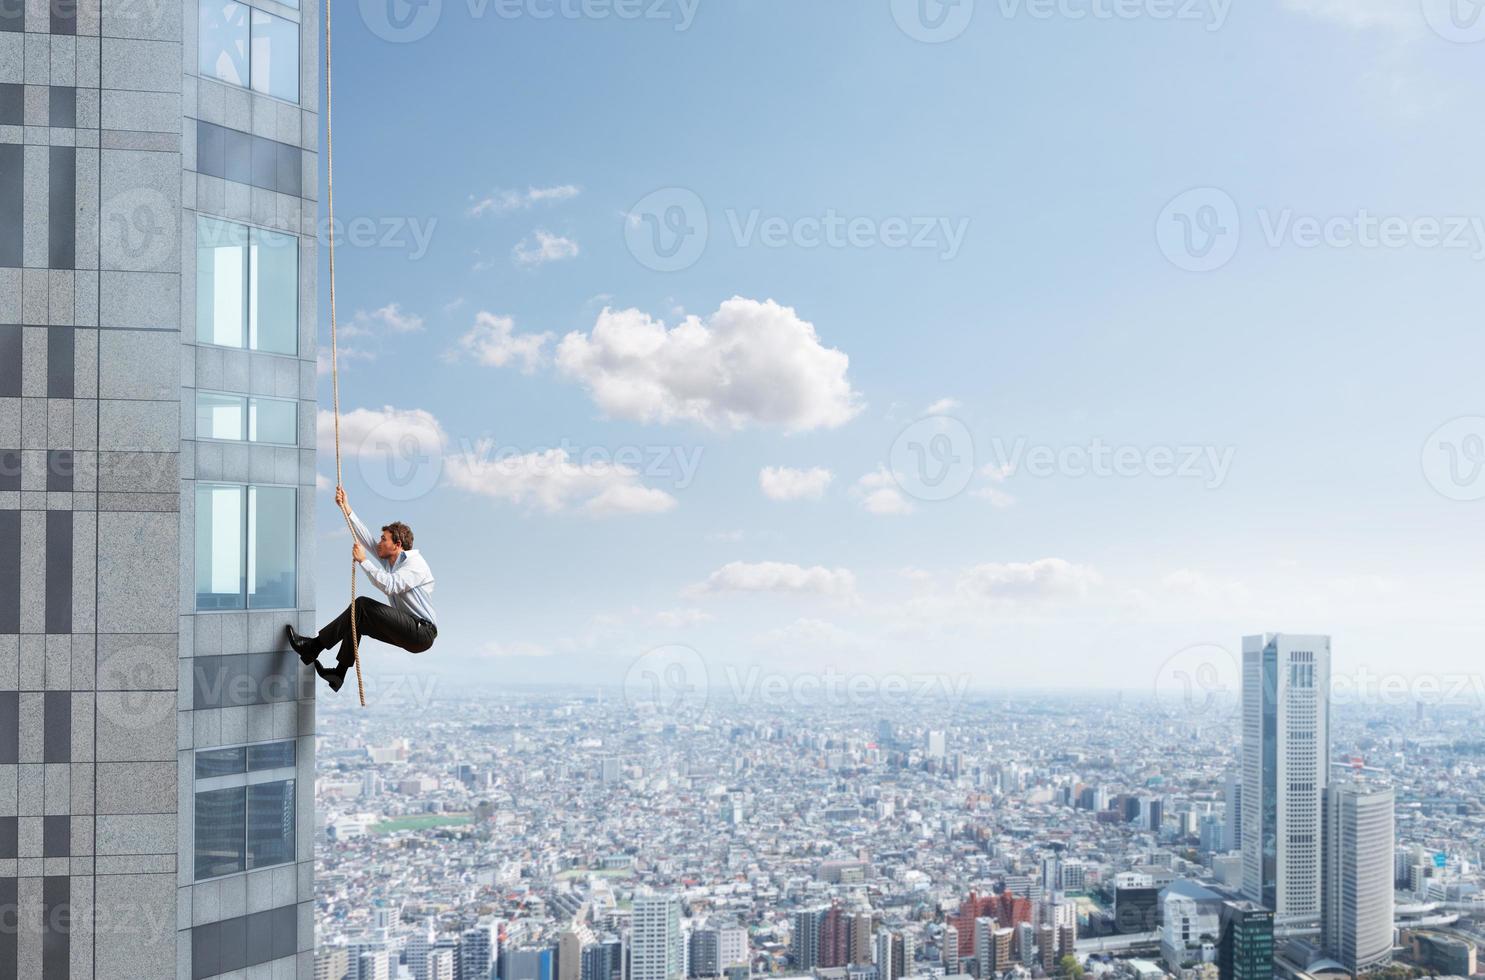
[348,509,438,627]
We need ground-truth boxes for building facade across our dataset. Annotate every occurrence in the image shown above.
[632,894,684,980]
[1241,633,1331,921]
[1,0,321,974]
[1216,900,1274,980]
[1322,781,1395,973]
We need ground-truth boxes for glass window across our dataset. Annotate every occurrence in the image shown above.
[248,227,297,354]
[248,397,296,445]
[199,0,249,89]
[197,391,246,441]
[197,392,297,445]
[247,486,296,609]
[196,746,247,778]
[196,217,248,348]
[195,484,244,611]
[247,741,296,771]
[196,218,298,355]
[194,786,247,879]
[196,484,296,611]
[250,10,299,103]
[247,780,295,869]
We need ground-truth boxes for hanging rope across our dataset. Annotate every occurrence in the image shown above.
[324,0,366,707]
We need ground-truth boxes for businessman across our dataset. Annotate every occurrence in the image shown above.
[287,487,438,692]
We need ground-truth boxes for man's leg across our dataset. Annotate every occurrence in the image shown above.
[325,596,430,679]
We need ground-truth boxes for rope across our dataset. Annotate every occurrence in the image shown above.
[324,0,366,707]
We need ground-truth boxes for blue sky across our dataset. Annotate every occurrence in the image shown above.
[314,0,1485,697]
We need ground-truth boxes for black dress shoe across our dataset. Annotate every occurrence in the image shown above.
[314,662,345,692]
[286,625,320,665]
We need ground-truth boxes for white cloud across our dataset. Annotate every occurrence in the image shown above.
[853,466,914,515]
[652,608,714,628]
[512,230,579,266]
[759,465,833,501]
[443,442,676,516]
[318,406,446,458]
[924,397,960,415]
[970,461,1016,507]
[1280,0,1422,32]
[956,559,1103,601]
[687,561,857,599]
[469,184,581,216]
[347,302,424,336]
[757,617,856,649]
[555,297,862,433]
[452,312,552,373]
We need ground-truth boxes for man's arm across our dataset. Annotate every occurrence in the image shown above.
[336,487,379,551]
[358,554,432,597]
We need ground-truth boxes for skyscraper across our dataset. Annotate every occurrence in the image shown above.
[633,894,684,980]
[1217,900,1274,980]
[1322,781,1395,974]
[1242,633,1331,920]
[0,0,320,974]
[791,907,825,970]
[1223,770,1243,852]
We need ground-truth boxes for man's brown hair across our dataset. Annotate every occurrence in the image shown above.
[382,522,414,550]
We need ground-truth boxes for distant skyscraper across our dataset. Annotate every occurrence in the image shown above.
[1322,781,1395,974]
[926,730,946,758]
[428,948,456,980]
[633,894,684,980]
[1217,901,1274,980]
[559,929,587,980]
[849,911,876,965]
[942,924,960,974]
[791,908,825,970]
[463,920,500,980]
[1242,633,1331,920]
[874,929,914,980]
[1223,771,1243,852]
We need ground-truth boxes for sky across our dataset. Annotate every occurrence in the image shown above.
[312,0,1485,701]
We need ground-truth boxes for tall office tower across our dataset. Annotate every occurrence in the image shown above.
[690,928,720,977]
[428,948,457,980]
[1216,901,1273,980]
[559,929,588,980]
[849,911,875,965]
[407,921,438,980]
[599,754,621,784]
[972,916,997,976]
[583,939,624,980]
[1016,923,1036,965]
[463,920,501,980]
[1322,782,1395,974]
[0,0,321,972]
[1242,633,1331,920]
[1224,771,1243,852]
[1041,856,1061,891]
[926,729,946,759]
[633,894,684,980]
[315,946,351,980]
[942,924,960,974]
[359,950,392,980]
[820,905,850,967]
[791,907,825,970]
[717,924,748,970]
[1036,924,1056,971]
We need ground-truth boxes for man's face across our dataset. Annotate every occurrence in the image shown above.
[378,529,401,561]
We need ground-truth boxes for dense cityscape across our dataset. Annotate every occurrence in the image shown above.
[313,635,1485,980]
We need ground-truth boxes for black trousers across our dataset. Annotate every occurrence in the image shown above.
[316,596,437,675]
